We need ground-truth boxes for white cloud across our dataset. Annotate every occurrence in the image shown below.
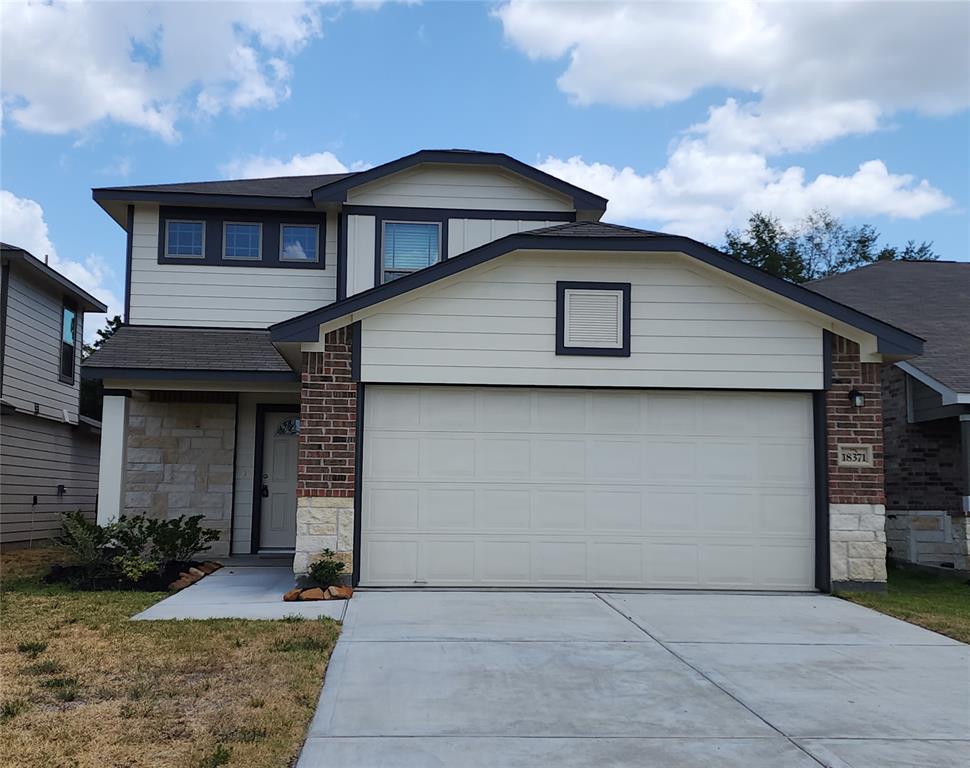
[221,151,370,179]
[0,1,328,141]
[539,152,953,243]
[496,1,969,153]
[0,190,121,339]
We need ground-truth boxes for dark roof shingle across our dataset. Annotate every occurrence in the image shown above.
[98,173,355,199]
[808,261,970,393]
[83,326,293,373]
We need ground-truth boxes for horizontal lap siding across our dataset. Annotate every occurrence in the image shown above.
[128,205,337,327]
[0,412,99,547]
[346,166,573,211]
[2,266,81,421]
[359,252,824,390]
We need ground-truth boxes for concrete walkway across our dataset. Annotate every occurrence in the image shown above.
[298,591,969,767]
[131,566,346,621]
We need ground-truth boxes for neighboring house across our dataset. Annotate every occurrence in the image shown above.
[0,243,107,548]
[83,149,924,591]
[809,261,970,571]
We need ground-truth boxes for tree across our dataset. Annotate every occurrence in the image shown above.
[80,314,123,420]
[722,210,938,283]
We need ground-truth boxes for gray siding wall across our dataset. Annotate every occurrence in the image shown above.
[0,411,100,547]
[2,264,83,423]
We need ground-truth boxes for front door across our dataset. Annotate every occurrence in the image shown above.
[258,411,300,551]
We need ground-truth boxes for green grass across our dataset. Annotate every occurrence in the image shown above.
[839,565,970,643]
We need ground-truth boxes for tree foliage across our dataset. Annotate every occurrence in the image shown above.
[80,314,123,420]
[723,210,938,283]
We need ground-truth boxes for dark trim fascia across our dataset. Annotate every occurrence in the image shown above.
[813,390,831,593]
[343,205,576,222]
[336,211,348,301]
[832,580,887,593]
[822,330,833,390]
[352,382,364,587]
[251,403,301,554]
[311,150,607,212]
[0,262,9,399]
[156,206,326,270]
[93,188,315,211]
[102,388,132,397]
[555,281,631,357]
[124,205,134,322]
[0,248,107,312]
[373,212,448,288]
[81,367,298,382]
[269,233,925,356]
[350,321,361,381]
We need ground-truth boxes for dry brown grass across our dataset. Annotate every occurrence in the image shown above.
[0,547,339,768]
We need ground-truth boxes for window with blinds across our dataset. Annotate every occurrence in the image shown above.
[382,221,441,283]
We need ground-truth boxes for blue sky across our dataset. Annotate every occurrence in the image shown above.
[1,1,967,329]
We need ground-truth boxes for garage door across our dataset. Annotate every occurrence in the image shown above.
[360,386,815,590]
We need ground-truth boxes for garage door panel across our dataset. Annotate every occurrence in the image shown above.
[362,387,815,590]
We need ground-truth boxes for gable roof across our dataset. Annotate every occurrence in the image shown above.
[91,149,607,228]
[808,260,970,394]
[82,326,296,381]
[1,243,107,312]
[269,221,924,358]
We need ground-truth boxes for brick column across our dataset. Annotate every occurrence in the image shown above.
[294,326,357,575]
[826,335,887,589]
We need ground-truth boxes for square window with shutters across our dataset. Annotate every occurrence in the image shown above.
[556,281,631,357]
[382,221,441,283]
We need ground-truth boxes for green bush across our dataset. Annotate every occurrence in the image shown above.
[306,549,345,588]
[57,510,115,576]
[149,515,220,563]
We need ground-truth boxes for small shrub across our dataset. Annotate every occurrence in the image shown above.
[150,515,219,563]
[23,659,64,675]
[198,744,232,768]
[57,511,115,581]
[113,553,159,583]
[0,699,28,722]
[306,549,345,588]
[17,640,47,658]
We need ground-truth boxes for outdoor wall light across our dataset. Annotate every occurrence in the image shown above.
[847,389,865,408]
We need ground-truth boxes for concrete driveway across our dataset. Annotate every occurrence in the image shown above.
[298,592,969,767]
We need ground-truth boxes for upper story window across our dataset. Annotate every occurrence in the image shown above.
[59,300,77,384]
[165,220,205,258]
[223,222,262,260]
[382,221,440,283]
[280,224,319,262]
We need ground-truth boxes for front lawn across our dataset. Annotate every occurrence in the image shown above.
[839,564,970,644]
[0,547,339,768]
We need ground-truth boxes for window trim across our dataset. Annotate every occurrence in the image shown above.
[555,280,631,357]
[380,219,443,285]
[58,297,78,385]
[279,223,320,263]
[164,219,206,259]
[222,221,263,261]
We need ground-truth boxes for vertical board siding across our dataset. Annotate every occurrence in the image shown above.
[128,205,338,327]
[1,265,82,422]
[346,166,574,211]
[346,214,376,297]
[446,219,561,258]
[359,252,825,389]
[231,391,300,554]
[0,412,100,547]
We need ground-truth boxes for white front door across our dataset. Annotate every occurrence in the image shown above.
[360,386,816,590]
[259,412,299,551]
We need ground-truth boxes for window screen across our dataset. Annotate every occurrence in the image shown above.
[382,221,440,282]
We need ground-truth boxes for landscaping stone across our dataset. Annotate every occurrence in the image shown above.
[169,577,193,590]
[283,588,303,602]
[188,567,205,578]
[180,571,202,585]
[299,587,327,601]
[326,585,353,600]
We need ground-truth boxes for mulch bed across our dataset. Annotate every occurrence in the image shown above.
[43,561,220,591]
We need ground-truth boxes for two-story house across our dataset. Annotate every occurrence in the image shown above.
[84,149,924,592]
[1,243,107,548]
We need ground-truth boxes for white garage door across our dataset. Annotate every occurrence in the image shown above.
[361,386,815,590]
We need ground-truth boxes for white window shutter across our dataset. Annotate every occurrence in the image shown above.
[564,289,623,348]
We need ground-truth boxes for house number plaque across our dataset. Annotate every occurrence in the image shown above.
[837,444,873,468]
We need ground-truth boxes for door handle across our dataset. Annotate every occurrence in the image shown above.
[261,484,269,498]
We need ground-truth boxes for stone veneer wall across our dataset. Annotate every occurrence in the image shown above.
[294,326,357,575]
[826,335,887,588]
[124,396,236,557]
